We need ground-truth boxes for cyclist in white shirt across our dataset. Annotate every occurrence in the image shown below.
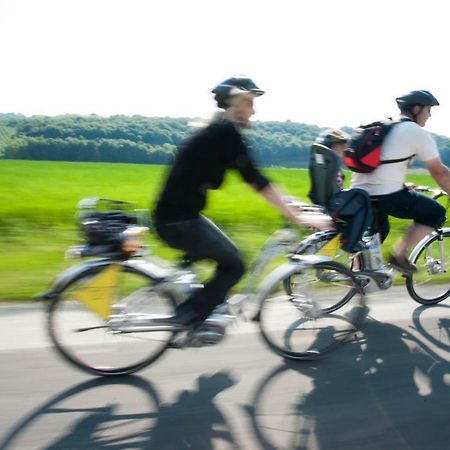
[351,90,450,274]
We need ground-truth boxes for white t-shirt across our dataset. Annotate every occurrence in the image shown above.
[350,117,439,195]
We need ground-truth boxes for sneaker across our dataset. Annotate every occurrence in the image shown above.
[187,317,228,347]
[212,301,239,316]
[388,253,417,275]
[169,311,235,348]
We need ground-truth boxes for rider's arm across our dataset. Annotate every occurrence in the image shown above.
[224,123,333,230]
[256,183,334,231]
[425,157,450,195]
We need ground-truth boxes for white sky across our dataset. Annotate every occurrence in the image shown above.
[1,0,450,136]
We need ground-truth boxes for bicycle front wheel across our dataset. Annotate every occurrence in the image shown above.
[48,264,177,376]
[259,260,365,360]
[286,232,363,313]
[406,229,450,304]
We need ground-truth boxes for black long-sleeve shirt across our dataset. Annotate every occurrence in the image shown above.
[154,118,270,220]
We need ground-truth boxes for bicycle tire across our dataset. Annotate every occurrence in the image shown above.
[406,229,450,305]
[258,260,366,360]
[48,263,177,376]
[285,232,364,313]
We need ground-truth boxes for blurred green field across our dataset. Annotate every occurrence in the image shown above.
[0,160,446,300]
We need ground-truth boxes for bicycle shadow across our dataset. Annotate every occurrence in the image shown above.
[245,317,450,450]
[0,376,160,450]
[0,371,238,450]
[412,303,450,354]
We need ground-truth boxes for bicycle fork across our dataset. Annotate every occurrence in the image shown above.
[424,232,447,275]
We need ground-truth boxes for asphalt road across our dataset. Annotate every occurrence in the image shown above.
[2,287,450,450]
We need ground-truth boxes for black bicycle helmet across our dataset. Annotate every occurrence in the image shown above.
[212,76,265,109]
[315,129,349,147]
[396,90,440,109]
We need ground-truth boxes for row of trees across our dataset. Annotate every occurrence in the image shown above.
[2,114,450,167]
[4,136,176,164]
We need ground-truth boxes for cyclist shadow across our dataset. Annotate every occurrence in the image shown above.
[246,317,450,450]
[149,371,238,450]
[0,371,237,450]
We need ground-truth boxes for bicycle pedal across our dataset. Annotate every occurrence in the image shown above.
[193,329,226,347]
[169,323,226,348]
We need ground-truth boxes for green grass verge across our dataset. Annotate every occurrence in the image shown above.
[0,160,446,300]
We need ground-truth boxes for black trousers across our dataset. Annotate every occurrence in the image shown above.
[371,188,447,242]
[154,215,245,321]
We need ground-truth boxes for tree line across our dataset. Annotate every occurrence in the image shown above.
[1,113,450,167]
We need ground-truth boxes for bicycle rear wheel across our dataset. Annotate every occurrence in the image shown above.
[259,260,365,360]
[406,229,450,304]
[48,264,177,376]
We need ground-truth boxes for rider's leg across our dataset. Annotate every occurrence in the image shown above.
[393,223,434,257]
[372,189,446,272]
[154,215,245,325]
[351,205,389,271]
[377,213,390,243]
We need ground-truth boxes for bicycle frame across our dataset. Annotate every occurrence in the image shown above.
[353,231,393,293]
[292,229,341,257]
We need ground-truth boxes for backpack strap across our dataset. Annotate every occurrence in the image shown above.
[380,116,414,166]
[381,155,415,165]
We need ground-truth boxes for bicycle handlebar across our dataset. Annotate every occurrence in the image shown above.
[414,185,448,200]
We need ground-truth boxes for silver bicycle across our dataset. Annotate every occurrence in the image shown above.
[40,197,365,376]
[286,186,450,307]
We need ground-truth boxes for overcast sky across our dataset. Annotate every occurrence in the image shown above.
[1,0,450,136]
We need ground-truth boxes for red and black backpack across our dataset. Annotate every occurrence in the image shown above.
[343,118,414,173]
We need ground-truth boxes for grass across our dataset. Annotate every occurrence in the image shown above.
[0,159,446,300]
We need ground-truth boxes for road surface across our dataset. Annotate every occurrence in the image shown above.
[2,287,450,450]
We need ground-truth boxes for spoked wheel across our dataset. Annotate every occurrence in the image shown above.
[259,261,366,360]
[406,229,450,305]
[283,260,362,313]
[48,264,177,376]
[285,233,364,313]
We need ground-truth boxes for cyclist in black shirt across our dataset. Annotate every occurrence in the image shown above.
[153,76,332,334]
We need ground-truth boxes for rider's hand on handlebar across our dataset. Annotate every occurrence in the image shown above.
[294,212,335,231]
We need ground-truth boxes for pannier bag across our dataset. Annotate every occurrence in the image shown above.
[327,188,373,253]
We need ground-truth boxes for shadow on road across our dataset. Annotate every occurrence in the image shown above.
[246,316,450,450]
[412,303,450,353]
[0,376,159,450]
[149,371,238,450]
[0,371,238,450]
